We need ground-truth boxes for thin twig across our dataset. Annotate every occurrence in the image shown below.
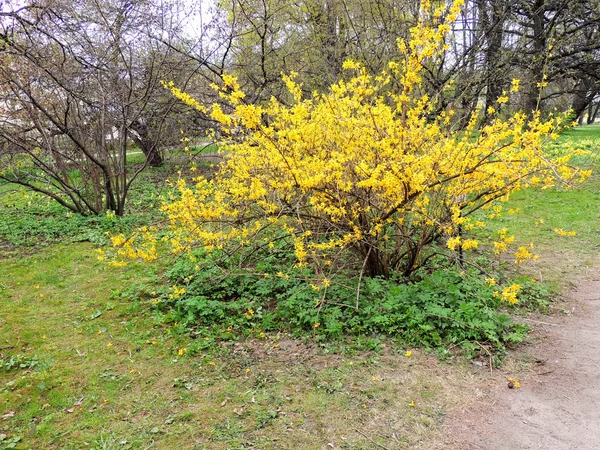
[355,429,390,450]
[356,247,372,311]
[475,340,493,374]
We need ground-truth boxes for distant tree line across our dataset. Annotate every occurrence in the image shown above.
[207,0,600,122]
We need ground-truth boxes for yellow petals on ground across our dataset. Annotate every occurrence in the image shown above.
[554,228,577,237]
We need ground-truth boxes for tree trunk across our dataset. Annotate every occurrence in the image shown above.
[524,0,547,115]
[571,78,597,124]
[129,121,163,167]
[478,0,506,121]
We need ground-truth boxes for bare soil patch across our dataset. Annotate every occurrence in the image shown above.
[438,264,600,449]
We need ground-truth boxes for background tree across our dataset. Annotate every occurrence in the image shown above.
[0,0,205,215]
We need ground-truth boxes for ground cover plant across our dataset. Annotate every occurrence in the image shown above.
[0,178,158,252]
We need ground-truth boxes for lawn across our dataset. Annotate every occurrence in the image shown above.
[1,125,599,449]
[1,243,478,449]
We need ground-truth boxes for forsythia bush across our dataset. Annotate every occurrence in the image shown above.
[109,1,588,296]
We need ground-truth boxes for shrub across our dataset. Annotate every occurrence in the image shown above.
[147,3,587,283]
[106,1,581,355]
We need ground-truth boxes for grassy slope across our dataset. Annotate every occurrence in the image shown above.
[468,124,600,285]
[1,125,599,449]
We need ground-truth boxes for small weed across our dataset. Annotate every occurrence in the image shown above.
[0,355,39,372]
[212,418,244,442]
[0,434,22,450]
[254,409,279,429]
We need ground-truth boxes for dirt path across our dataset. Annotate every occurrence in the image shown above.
[440,274,600,449]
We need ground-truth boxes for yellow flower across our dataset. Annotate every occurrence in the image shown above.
[446,236,461,250]
[408,400,415,407]
[508,377,521,388]
[510,79,520,92]
[514,246,533,264]
[500,284,521,304]
[342,59,360,70]
[554,228,576,237]
[405,350,412,357]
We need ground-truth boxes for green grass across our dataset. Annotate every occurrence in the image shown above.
[0,186,157,254]
[465,124,600,285]
[0,244,472,449]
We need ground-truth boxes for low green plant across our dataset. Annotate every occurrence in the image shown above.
[0,183,158,248]
[0,434,22,450]
[157,248,533,358]
[0,354,39,372]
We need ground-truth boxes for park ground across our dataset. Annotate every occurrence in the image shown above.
[1,125,600,449]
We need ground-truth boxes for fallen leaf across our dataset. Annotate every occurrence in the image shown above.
[66,408,74,414]
[220,397,230,407]
[2,411,15,420]
[73,397,84,406]
[42,403,51,409]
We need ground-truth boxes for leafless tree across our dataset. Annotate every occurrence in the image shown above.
[0,0,208,215]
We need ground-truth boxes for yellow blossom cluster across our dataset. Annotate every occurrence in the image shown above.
[514,244,539,265]
[553,228,577,237]
[500,284,521,304]
[493,229,515,255]
[109,0,587,280]
[99,227,158,267]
